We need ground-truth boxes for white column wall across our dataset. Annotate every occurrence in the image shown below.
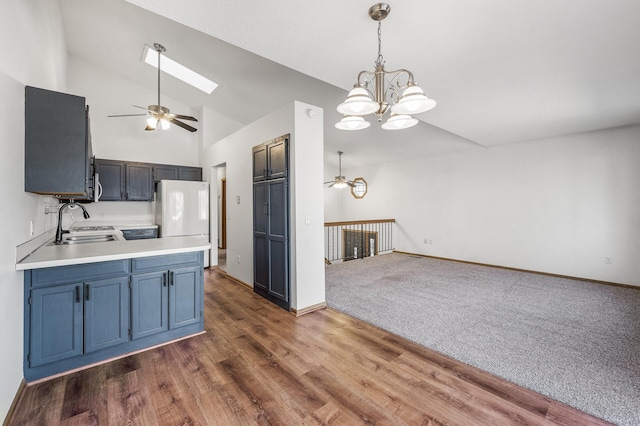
[200,101,325,310]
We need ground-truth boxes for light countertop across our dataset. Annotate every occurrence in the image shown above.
[16,236,211,271]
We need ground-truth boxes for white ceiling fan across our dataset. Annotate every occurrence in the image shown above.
[324,151,354,189]
[108,43,198,132]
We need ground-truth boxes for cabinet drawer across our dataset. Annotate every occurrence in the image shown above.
[131,252,201,273]
[30,260,130,288]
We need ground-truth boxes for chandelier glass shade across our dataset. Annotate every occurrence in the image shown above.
[334,115,371,130]
[335,3,436,131]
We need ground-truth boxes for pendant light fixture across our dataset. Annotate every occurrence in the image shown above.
[335,3,436,131]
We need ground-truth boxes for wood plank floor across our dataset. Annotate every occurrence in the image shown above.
[8,269,613,425]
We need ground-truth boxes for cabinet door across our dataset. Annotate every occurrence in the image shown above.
[30,283,83,367]
[131,272,168,339]
[178,166,202,181]
[169,266,201,329]
[25,86,90,197]
[267,139,288,180]
[153,164,178,183]
[126,163,153,201]
[253,183,269,292]
[84,277,129,354]
[267,180,289,303]
[252,144,268,181]
[95,159,125,200]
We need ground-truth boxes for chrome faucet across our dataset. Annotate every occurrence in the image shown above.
[55,201,90,244]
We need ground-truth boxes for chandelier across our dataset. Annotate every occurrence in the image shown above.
[335,3,436,131]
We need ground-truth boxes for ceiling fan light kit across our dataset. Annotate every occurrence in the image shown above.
[108,43,199,133]
[335,3,436,131]
[325,151,355,189]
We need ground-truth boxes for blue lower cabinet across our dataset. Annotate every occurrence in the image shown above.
[84,277,129,353]
[169,266,201,329]
[30,283,83,367]
[131,271,169,339]
[24,252,204,382]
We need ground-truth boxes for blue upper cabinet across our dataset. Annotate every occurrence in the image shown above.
[252,136,288,182]
[25,86,93,198]
[125,163,154,201]
[95,159,125,201]
[178,166,203,182]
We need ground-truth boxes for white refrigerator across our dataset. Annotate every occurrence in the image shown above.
[155,180,210,267]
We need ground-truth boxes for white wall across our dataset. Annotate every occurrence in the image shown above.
[200,101,325,310]
[331,125,640,286]
[0,0,68,420]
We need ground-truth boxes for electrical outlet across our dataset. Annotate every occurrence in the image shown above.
[30,221,34,236]
[605,257,612,265]
[423,238,429,244]
[237,254,241,264]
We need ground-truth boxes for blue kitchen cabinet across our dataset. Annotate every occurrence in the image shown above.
[25,86,94,199]
[24,253,204,382]
[131,254,203,339]
[30,283,83,367]
[170,266,201,329]
[178,166,202,181]
[30,276,129,365]
[131,271,168,339]
[125,162,154,201]
[94,159,125,200]
[253,135,290,311]
[84,277,129,353]
[153,164,179,183]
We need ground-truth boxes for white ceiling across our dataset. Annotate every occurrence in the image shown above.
[60,0,640,168]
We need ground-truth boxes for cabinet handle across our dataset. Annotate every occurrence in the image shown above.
[169,271,174,286]
[263,202,267,216]
[85,284,90,301]
[75,286,80,303]
[162,273,167,287]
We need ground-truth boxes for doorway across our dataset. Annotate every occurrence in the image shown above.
[213,164,227,271]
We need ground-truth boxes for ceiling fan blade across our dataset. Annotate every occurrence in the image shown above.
[108,113,149,118]
[327,182,335,188]
[172,114,198,122]
[324,180,336,184]
[167,117,197,132]
[132,105,151,111]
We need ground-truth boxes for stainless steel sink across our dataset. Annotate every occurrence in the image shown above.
[48,234,118,246]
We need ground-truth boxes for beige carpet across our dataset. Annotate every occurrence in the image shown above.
[325,253,640,426]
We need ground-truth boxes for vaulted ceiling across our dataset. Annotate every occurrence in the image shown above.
[61,0,640,167]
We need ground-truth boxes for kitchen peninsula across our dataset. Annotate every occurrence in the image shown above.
[17,233,210,382]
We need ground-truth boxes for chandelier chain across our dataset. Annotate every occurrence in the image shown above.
[376,21,384,65]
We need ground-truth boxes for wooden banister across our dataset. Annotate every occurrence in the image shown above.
[324,219,395,227]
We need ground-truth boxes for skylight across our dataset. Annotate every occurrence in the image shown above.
[143,45,218,94]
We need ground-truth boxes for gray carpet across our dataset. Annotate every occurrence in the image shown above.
[325,253,640,426]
